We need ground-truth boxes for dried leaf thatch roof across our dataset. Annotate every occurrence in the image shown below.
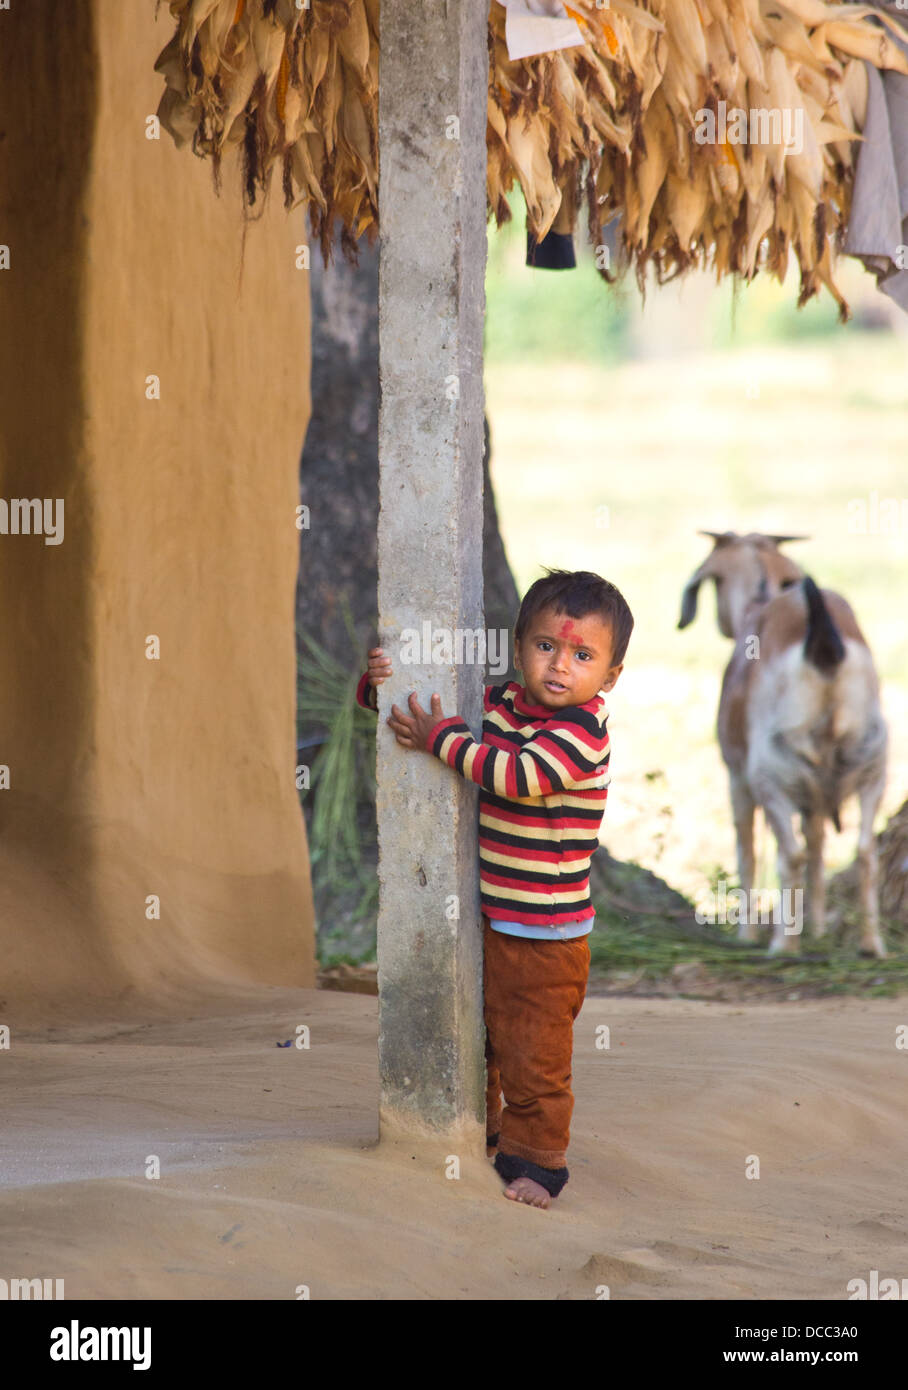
[154,0,908,317]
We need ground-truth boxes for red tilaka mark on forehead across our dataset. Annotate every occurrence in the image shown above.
[558,619,584,645]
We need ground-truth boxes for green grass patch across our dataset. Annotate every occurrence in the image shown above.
[589,857,908,1000]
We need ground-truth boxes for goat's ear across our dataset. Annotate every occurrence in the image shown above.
[678,578,701,629]
[766,534,810,546]
[682,534,726,628]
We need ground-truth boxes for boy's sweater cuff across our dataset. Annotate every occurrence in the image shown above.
[428,715,473,758]
[355,670,378,711]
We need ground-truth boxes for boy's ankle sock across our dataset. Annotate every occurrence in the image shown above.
[494,1149,569,1198]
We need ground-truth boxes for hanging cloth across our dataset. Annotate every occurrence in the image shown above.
[844,4,908,313]
[501,0,585,63]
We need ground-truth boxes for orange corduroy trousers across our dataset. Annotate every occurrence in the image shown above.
[482,914,590,1186]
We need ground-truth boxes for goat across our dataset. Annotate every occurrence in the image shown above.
[678,531,888,957]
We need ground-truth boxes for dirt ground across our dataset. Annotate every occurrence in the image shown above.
[2,985,907,1300]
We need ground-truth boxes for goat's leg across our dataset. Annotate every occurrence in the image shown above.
[802,811,826,941]
[760,789,806,955]
[856,776,886,959]
[729,770,757,942]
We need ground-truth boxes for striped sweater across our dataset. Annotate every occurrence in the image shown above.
[355,672,611,926]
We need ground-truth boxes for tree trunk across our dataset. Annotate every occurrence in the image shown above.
[297,233,519,676]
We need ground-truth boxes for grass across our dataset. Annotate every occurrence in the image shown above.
[589,905,908,1001]
[591,937,908,1002]
[587,857,908,1000]
[296,611,379,954]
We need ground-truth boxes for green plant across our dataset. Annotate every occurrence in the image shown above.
[296,605,379,925]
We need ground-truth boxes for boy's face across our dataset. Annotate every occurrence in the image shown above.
[514,605,624,711]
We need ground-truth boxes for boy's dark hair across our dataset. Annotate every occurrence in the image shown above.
[514,569,634,666]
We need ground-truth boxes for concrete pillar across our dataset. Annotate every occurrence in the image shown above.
[376,0,488,1135]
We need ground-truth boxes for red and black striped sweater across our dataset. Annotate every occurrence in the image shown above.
[356,672,611,926]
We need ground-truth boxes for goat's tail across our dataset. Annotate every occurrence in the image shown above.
[802,575,846,674]
[802,575,846,830]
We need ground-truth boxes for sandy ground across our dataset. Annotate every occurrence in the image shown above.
[2,986,907,1301]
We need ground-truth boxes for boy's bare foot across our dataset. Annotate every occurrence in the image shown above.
[504,1176,551,1208]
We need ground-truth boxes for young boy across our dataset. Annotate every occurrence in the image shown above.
[356,568,633,1208]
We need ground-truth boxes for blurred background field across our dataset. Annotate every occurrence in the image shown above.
[309,193,907,991]
[485,191,908,920]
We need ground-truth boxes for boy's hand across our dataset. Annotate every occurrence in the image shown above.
[367,647,393,690]
[387,692,445,752]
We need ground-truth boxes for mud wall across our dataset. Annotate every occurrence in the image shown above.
[0,0,315,1019]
